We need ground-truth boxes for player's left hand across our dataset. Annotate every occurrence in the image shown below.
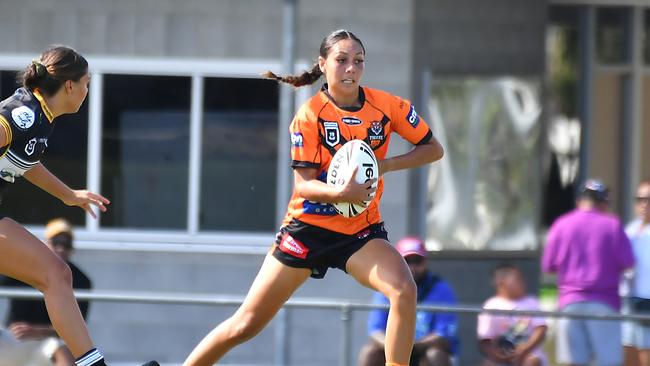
[64,190,110,219]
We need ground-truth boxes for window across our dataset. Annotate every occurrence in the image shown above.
[644,9,650,64]
[101,75,190,229]
[0,70,88,225]
[200,77,279,232]
[596,7,631,64]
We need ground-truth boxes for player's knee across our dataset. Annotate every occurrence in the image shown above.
[228,312,265,344]
[425,347,451,366]
[39,257,72,292]
[387,277,417,308]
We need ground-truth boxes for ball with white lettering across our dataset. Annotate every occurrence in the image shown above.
[326,139,379,218]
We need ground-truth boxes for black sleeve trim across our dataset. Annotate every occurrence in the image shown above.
[291,160,320,169]
[415,130,433,146]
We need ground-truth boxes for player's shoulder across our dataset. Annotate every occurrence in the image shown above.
[0,88,40,127]
[364,86,402,106]
[364,87,414,119]
[295,93,329,123]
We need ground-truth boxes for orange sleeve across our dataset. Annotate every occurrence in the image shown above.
[289,115,321,169]
[390,95,432,145]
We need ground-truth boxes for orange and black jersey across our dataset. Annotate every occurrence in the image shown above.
[284,85,433,235]
[0,88,56,196]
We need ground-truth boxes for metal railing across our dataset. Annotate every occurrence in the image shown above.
[1,287,649,366]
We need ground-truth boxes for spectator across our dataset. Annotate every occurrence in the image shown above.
[477,264,547,366]
[358,237,458,366]
[0,218,92,366]
[622,179,650,366]
[542,179,634,366]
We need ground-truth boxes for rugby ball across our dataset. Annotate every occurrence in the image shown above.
[327,139,379,218]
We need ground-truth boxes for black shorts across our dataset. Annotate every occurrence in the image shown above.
[272,219,389,279]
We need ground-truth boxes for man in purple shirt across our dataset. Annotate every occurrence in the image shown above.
[542,179,634,366]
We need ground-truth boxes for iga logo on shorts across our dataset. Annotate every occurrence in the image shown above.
[406,105,420,128]
[279,234,309,259]
[291,132,303,147]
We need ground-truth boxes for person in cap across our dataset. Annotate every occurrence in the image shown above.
[542,179,634,366]
[358,237,458,366]
[0,218,92,366]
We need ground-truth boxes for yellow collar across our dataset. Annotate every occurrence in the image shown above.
[32,89,54,122]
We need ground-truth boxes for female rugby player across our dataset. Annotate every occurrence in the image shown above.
[184,29,444,366]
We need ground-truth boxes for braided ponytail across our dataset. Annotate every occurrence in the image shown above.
[262,64,323,87]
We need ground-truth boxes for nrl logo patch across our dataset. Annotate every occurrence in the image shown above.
[323,121,340,147]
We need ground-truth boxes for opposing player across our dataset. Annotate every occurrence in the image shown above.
[0,46,157,366]
[183,29,444,366]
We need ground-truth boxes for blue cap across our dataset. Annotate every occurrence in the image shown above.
[580,179,609,202]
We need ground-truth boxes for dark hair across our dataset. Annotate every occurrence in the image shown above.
[263,29,365,87]
[18,45,88,97]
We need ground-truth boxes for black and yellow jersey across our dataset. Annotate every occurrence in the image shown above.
[0,88,56,185]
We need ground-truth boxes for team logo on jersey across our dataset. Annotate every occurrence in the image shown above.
[370,121,383,137]
[279,233,309,259]
[342,117,362,125]
[291,132,303,147]
[24,138,37,156]
[11,106,35,130]
[324,121,340,147]
[368,121,384,149]
[406,105,420,128]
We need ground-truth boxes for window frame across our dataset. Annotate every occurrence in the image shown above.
[0,55,311,251]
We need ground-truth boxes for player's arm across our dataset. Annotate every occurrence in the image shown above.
[293,167,376,206]
[380,136,443,175]
[22,163,110,218]
[513,325,547,361]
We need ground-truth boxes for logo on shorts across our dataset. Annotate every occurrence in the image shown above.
[357,229,371,239]
[279,234,309,259]
[324,121,340,147]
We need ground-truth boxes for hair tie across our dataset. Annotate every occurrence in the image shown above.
[31,60,47,77]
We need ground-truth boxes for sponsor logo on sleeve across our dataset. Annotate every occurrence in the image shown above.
[279,234,309,259]
[342,117,362,125]
[11,106,35,130]
[324,121,340,147]
[291,132,304,147]
[406,105,420,128]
